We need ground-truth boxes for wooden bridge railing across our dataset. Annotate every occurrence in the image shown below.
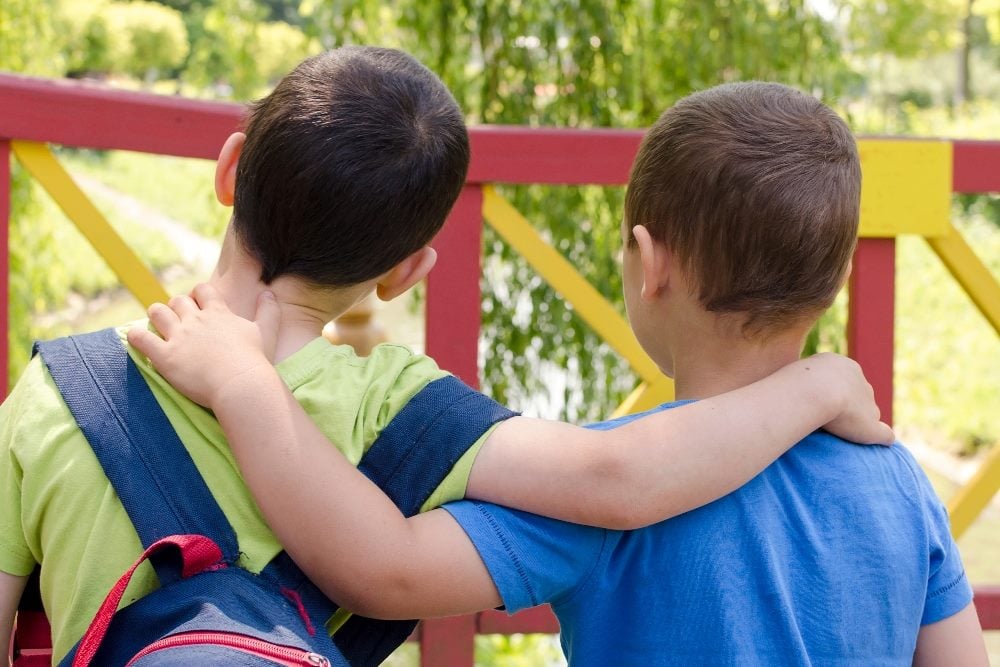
[2,72,1000,665]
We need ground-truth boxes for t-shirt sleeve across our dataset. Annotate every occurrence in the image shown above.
[282,342,493,509]
[896,448,973,625]
[443,500,607,614]
[0,363,42,576]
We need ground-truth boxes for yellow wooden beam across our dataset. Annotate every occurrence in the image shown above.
[482,185,665,385]
[926,225,1000,338]
[610,376,676,419]
[948,444,1000,540]
[11,141,168,307]
[857,140,952,238]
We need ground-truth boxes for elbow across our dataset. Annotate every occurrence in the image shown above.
[594,498,657,531]
[584,448,647,530]
[587,447,684,530]
[324,563,424,620]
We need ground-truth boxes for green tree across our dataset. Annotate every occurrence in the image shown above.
[300,0,851,420]
[106,1,190,82]
[57,0,189,81]
[256,21,317,85]
[184,0,269,98]
[57,0,119,76]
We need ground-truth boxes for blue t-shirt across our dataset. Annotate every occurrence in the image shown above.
[444,402,972,666]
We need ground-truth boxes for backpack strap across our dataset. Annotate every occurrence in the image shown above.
[34,329,241,582]
[331,375,518,666]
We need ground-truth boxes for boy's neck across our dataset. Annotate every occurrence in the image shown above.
[669,320,808,401]
[205,231,369,363]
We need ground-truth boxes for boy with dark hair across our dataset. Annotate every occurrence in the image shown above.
[133,82,985,664]
[1,50,887,660]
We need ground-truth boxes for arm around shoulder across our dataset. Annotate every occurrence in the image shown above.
[467,354,894,530]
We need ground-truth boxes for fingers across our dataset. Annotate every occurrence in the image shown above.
[876,422,896,447]
[254,291,281,361]
[127,325,165,360]
[191,283,224,311]
[168,294,199,319]
[147,302,180,339]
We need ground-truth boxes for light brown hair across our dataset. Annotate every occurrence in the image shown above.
[624,82,860,336]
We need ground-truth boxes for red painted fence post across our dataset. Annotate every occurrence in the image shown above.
[426,184,483,387]
[1,140,10,399]
[421,184,483,666]
[847,238,895,426]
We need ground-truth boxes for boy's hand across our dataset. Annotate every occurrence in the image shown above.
[127,283,281,409]
[803,353,895,446]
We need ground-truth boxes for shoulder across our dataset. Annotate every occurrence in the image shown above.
[2,354,74,445]
[285,339,447,401]
[443,501,611,612]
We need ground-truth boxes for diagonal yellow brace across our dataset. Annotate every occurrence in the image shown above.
[482,185,670,391]
[948,444,1000,540]
[11,141,168,308]
[926,223,1000,537]
[926,224,1000,337]
[610,376,676,419]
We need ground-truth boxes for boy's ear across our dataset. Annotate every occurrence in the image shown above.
[215,132,246,207]
[376,246,438,302]
[632,225,670,301]
[840,258,853,288]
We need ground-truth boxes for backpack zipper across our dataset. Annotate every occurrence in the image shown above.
[124,631,331,666]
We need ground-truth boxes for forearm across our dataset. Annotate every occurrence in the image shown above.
[0,571,27,667]
[212,368,420,606]
[469,359,848,529]
[211,368,500,618]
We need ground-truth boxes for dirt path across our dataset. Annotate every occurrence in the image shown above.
[74,174,221,274]
[36,176,222,329]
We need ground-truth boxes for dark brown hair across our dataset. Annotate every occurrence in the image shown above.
[233,46,469,287]
[624,82,860,336]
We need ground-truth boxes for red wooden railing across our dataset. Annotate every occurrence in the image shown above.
[2,73,1000,665]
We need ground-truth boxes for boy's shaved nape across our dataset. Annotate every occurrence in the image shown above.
[624,82,860,337]
[234,47,470,288]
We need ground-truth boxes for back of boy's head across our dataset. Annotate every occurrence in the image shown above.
[624,82,860,337]
[234,46,470,287]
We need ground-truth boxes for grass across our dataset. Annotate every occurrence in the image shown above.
[895,212,1000,456]
[58,149,230,240]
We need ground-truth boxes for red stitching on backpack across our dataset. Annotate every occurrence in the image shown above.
[281,588,317,637]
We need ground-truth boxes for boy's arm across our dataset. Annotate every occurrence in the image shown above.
[913,603,988,666]
[130,285,891,530]
[127,286,888,618]
[0,571,27,666]
[196,358,500,618]
[468,354,891,529]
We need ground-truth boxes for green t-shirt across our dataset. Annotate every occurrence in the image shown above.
[0,326,485,660]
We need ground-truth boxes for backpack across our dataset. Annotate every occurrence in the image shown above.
[32,328,515,666]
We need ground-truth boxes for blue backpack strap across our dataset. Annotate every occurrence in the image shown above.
[331,375,517,666]
[34,329,241,580]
